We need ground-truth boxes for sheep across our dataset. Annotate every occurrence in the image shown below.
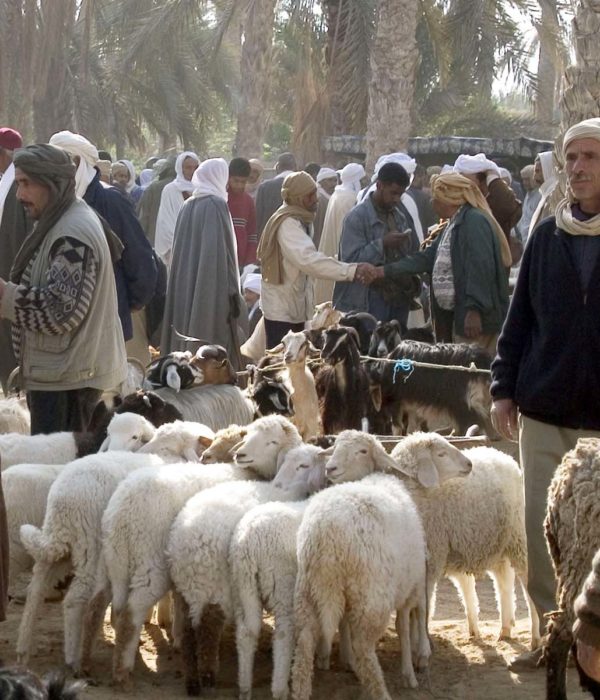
[230,414,303,471]
[291,472,430,700]
[544,437,600,700]
[315,326,372,433]
[269,331,320,440]
[16,420,213,670]
[230,446,329,700]
[0,390,183,468]
[98,412,158,452]
[0,396,30,434]
[16,451,166,669]
[371,340,497,437]
[200,424,247,464]
[91,419,288,685]
[154,384,254,430]
[325,430,541,649]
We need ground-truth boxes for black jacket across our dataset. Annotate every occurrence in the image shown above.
[491,216,600,429]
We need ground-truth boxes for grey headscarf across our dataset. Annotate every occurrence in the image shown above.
[10,144,122,283]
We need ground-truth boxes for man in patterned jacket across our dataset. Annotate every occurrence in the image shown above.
[0,144,127,434]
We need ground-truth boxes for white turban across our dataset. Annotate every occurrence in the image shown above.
[117,159,137,193]
[173,151,199,193]
[49,130,98,198]
[563,118,600,155]
[499,167,512,183]
[373,152,417,180]
[243,272,262,295]
[337,162,366,194]
[192,158,229,201]
[316,167,338,183]
[139,168,154,188]
[453,153,500,177]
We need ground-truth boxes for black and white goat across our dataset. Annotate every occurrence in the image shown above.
[315,327,372,434]
[146,351,199,392]
[370,340,497,437]
[369,319,434,358]
[246,366,294,419]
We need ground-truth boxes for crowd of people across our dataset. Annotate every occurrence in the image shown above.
[1,115,600,692]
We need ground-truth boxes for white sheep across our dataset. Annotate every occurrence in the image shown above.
[0,396,30,434]
[98,412,157,451]
[291,473,430,700]
[16,420,214,671]
[273,331,320,441]
[200,424,247,464]
[230,414,302,470]
[94,421,290,685]
[167,442,317,696]
[126,419,215,462]
[326,430,541,649]
[230,445,329,700]
[0,432,78,469]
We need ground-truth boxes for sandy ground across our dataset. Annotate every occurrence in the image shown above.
[0,576,588,700]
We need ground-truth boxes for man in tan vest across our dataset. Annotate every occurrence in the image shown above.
[0,144,127,434]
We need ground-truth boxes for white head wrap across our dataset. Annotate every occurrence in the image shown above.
[372,152,417,183]
[316,167,338,184]
[440,164,454,175]
[139,168,154,188]
[173,151,199,193]
[537,151,557,193]
[337,162,366,194]
[453,153,500,177]
[563,118,600,155]
[49,130,98,198]
[115,159,137,193]
[192,158,229,201]
[499,167,512,183]
[243,272,262,295]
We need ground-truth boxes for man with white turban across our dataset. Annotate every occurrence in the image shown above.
[242,272,262,334]
[155,151,199,269]
[516,163,541,242]
[312,166,338,248]
[48,131,157,364]
[491,117,600,670]
[314,162,365,304]
[257,171,376,348]
[160,158,246,367]
[528,150,559,234]
[453,153,522,264]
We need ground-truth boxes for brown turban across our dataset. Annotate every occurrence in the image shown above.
[431,173,512,267]
[281,171,317,207]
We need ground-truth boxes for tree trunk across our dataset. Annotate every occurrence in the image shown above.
[534,0,558,132]
[365,0,419,172]
[233,0,278,158]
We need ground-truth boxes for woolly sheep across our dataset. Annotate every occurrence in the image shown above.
[95,424,289,685]
[0,432,78,469]
[326,431,541,648]
[98,412,157,452]
[231,414,302,471]
[16,451,165,670]
[544,438,600,700]
[133,420,215,462]
[167,444,320,696]
[291,473,430,700]
[200,424,247,464]
[0,397,30,434]
[230,445,329,700]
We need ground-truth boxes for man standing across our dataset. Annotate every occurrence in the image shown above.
[517,164,541,243]
[255,152,297,239]
[258,171,376,348]
[227,157,258,268]
[160,159,246,367]
[0,144,126,434]
[0,127,29,393]
[491,118,600,669]
[313,167,338,248]
[138,157,176,245]
[333,162,420,329]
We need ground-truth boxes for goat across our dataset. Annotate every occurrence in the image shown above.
[145,351,199,392]
[190,344,237,386]
[369,320,434,359]
[339,311,378,355]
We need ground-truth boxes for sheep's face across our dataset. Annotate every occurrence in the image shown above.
[232,418,300,477]
[419,437,472,486]
[99,412,156,452]
[137,421,214,462]
[200,427,247,464]
[325,431,399,483]
[393,433,473,488]
[272,445,330,497]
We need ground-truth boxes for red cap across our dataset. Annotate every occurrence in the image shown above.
[0,128,23,150]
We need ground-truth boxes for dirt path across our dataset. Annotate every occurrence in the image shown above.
[0,576,588,699]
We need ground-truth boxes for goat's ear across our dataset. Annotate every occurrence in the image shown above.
[415,454,440,488]
[369,384,382,412]
[265,343,284,355]
[346,326,361,349]
[390,320,401,331]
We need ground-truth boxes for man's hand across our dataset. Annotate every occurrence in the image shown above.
[491,398,518,441]
[354,263,378,285]
[382,232,406,251]
[463,309,482,339]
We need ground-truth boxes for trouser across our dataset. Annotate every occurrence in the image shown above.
[434,308,499,356]
[519,415,600,635]
[125,309,152,367]
[264,319,305,350]
[27,388,103,435]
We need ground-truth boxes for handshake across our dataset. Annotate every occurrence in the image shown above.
[354,263,383,285]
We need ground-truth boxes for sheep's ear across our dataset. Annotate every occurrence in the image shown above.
[415,455,440,488]
[265,343,284,355]
[183,446,200,462]
[230,440,245,455]
[374,446,404,473]
[99,437,110,452]
[198,435,213,449]
[318,446,335,457]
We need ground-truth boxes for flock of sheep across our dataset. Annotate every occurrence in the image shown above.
[0,313,598,699]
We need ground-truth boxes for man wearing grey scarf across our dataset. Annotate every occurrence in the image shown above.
[0,144,127,434]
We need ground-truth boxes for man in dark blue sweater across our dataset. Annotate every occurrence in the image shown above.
[491,117,600,670]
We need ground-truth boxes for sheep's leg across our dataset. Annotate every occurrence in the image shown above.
[156,592,172,630]
[179,600,201,697]
[271,611,295,700]
[414,591,432,671]
[80,585,111,676]
[338,614,355,671]
[393,607,418,689]
[489,560,516,640]
[545,613,571,700]
[315,594,342,670]
[16,559,56,665]
[198,603,226,688]
[518,573,542,650]
[351,610,394,699]
[235,599,261,700]
[291,602,320,700]
[172,591,185,649]
[63,568,98,672]
[449,573,480,639]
